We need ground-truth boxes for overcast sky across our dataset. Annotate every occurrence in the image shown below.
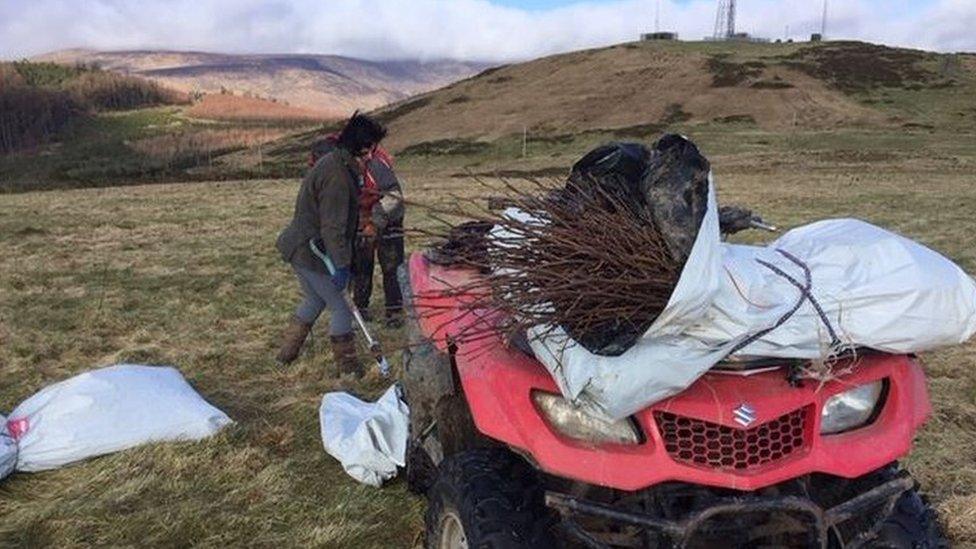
[1,0,973,62]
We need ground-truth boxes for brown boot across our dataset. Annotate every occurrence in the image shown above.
[276,316,311,365]
[330,333,364,378]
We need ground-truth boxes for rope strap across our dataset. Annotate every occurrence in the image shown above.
[730,249,840,355]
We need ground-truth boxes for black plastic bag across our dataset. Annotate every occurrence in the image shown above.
[560,134,711,356]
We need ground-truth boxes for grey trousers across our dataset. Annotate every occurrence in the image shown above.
[292,264,354,336]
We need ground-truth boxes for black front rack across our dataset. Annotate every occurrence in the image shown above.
[545,475,913,549]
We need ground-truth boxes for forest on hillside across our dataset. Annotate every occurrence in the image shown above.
[0,61,185,154]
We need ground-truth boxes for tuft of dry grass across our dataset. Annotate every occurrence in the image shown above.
[1,127,976,546]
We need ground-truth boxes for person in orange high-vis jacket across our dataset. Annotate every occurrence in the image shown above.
[310,135,405,327]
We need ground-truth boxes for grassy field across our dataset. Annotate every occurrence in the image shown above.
[1,125,975,547]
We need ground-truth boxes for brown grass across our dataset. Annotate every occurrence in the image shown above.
[186,94,334,123]
[370,41,976,156]
[378,41,899,151]
[129,127,295,163]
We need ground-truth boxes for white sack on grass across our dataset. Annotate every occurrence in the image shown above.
[6,364,232,472]
[0,416,16,480]
[531,182,976,420]
[320,385,409,487]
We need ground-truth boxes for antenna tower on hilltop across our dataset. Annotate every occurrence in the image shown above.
[713,0,736,40]
[821,0,828,37]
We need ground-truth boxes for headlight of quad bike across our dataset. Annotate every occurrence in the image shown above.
[820,380,886,435]
[532,391,642,445]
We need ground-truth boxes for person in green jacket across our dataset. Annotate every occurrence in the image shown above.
[274,113,388,376]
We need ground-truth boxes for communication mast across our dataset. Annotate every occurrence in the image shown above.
[641,0,678,41]
[821,0,828,37]
[713,0,736,40]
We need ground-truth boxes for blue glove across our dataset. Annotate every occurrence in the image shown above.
[331,266,351,291]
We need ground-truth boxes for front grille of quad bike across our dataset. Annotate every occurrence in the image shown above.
[654,407,810,472]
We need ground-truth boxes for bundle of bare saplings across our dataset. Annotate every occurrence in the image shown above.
[418,134,715,356]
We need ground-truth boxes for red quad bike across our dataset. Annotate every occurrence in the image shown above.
[401,242,948,548]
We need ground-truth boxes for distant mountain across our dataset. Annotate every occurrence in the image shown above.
[32,49,492,118]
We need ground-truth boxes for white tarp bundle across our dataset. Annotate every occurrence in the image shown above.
[530,181,976,420]
[319,385,409,487]
[0,415,16,480]
[1,364,232,478]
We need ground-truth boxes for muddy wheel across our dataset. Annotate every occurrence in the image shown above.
[817,464,949,549]
[872,488,948,549]
[401,262,492,493]
[425,449,555,549]
[406,437,438,495]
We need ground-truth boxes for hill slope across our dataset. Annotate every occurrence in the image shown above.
[370,40,976,151]
[33,49,490,117]
[0,61,185,155]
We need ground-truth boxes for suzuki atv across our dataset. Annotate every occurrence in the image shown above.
[400,245,947,548]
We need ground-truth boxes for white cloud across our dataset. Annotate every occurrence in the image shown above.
[0,0,973,62]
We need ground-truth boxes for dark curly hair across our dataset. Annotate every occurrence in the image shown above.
[336,111,388,155]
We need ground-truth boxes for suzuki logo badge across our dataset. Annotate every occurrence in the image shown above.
[733,404,757,427]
